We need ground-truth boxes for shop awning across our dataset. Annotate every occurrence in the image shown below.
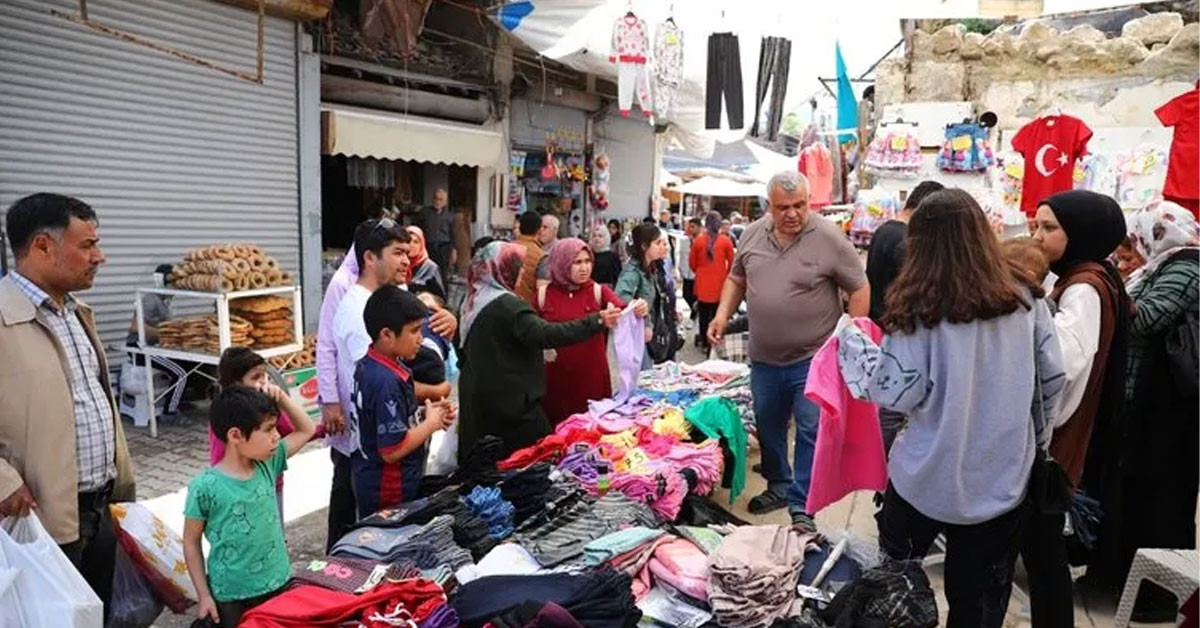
[675,176,764,198]
[321,104,504,168]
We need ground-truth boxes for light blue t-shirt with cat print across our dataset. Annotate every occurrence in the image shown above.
[836,296,1065,525]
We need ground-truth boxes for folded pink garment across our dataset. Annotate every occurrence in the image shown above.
[648,538,709,601]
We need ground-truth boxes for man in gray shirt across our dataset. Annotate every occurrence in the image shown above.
[708,171,869,528]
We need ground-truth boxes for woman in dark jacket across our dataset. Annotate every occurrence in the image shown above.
[456,241,620,461]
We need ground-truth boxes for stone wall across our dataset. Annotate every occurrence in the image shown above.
[875,12,1199,128]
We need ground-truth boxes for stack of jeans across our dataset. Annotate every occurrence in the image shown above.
[331,515,473,570]
[451,568,641,628]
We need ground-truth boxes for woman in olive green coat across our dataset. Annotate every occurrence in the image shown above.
[456,241,620,462]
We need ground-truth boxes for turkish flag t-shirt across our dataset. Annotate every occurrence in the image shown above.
[1012,115,1093,216]
[1156,86,1199,203]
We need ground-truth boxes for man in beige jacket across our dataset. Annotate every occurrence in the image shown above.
[0,193,135,616]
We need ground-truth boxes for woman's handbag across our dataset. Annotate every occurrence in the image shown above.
[1029,333,1072,515]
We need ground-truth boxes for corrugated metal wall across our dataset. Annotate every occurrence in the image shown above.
[0,0,299,356]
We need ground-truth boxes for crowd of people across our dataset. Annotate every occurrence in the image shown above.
[0,164,1195,626]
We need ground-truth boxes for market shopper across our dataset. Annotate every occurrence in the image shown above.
[1026,190,1130,627]
[608,219,628,262]
[689,211,736,353]
[617,223,681,368]
[589,227,622,287]
[707,171,869,526]
[513,211,546,305]
[836,189,1065,628]
[406,225,446,300]
[184,385,317,627]
[535,214,561,289]
[536,237,646,426]
[418,188,455,281]
[865,180,944,454]
[316,220,458,550]
[1088,201,1199,603]
[0,193,135,616]
[456,241,621,461]
[679,217,700,330]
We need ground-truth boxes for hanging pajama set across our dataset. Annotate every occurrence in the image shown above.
[609,15,653,119]
[652,20,684,120]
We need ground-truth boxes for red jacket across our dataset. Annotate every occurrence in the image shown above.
[689,233,735,303]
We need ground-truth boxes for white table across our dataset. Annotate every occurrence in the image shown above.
[132,285,303,436]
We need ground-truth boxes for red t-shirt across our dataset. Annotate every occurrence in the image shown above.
[1011,115,1093,216]
[1156,87,1199,203]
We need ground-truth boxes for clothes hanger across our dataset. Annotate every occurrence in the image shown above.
[666,3,675,25]
[625,0,635,18]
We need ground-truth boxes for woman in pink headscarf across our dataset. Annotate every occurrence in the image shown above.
[535,238,648,426]
[457,241,622,460]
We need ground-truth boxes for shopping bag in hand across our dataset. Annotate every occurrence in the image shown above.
[110,502,197,612]
[109,541,163,628]
[0,513,104,628]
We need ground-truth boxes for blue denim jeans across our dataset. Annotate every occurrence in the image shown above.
[751,359,820,515]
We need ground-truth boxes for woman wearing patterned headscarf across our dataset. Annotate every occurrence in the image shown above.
[689,211,735,352]
[1087,201,1198,606]
[405,226,445,300]
[456,242,622,461]
[536,238,647,426]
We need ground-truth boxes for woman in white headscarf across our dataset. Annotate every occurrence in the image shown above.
[1089,200,1199,602]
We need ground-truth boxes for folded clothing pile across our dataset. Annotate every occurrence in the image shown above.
[348,490,495,561]
[331,515,473,571]
[231,295,296,349]
[707,525,813,628]
[238,580,444,628]
[465,486,515,539]
[421,436,505,497]
[500,463,554,525]
[515,491,658,568]
[289,555,421,594]
[451,567,641,628]
[171,243,293,293]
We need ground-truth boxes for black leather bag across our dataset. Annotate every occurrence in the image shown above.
[1030,328,1072,515]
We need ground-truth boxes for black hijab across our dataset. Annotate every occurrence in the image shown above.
[1042,190,1127,278]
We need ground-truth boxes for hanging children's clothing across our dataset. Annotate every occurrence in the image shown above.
[797,142,833,209]
[1010,113,1092,217]
[705,33,743,130]
[804,317,887,515]
[610,15,653,119]
[936,122,994,173]
[652,20,684,120]
[864,125,922,177]
[1155,84,1199,217]
[749,36,791,142]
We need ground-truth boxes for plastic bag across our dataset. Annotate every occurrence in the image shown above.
[0,514,103,628]
[109,541,163,628]
[110,502,197,612]
[427,422,460,477]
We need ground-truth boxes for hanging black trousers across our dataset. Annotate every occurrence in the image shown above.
[750,36,791,141]
[705,33,744,130]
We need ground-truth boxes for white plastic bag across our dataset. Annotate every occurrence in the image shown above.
[426,422,460,476]
[0,514,103,628]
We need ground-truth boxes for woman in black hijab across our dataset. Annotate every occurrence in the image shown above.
[1028,190,1131,627]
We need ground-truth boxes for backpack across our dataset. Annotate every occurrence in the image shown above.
[642,265,682,364]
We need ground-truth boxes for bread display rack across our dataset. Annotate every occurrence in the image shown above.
[131,285,303,436]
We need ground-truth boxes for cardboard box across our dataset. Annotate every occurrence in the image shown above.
[282,366,320,419]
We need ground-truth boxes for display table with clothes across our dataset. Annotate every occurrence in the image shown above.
[184,364,950,628]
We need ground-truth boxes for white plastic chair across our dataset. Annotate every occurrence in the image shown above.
[1113,548,1198,628]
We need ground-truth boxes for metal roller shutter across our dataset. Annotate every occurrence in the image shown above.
[0,0,299,358]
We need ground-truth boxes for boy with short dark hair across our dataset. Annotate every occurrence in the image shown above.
[183,385,317,627]
[353,286,455,518]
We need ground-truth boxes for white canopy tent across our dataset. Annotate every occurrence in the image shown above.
[675,176,764,198]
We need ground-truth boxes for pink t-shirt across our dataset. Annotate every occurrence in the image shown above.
[804,317,888,514]
[208,411,295,491]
